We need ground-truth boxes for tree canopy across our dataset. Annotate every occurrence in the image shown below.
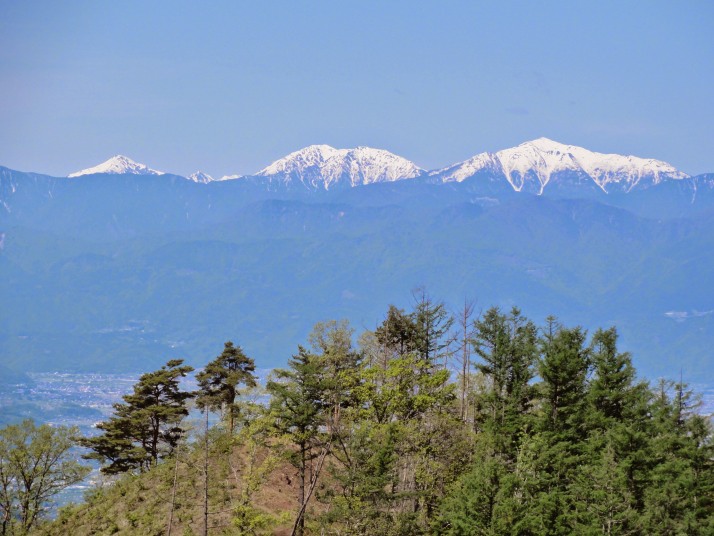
[0,420,89,535]
[80,359,194,474]
[33,299,714,536]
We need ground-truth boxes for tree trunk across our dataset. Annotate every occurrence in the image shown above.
[203,408,209,536]
[292,447,329,536]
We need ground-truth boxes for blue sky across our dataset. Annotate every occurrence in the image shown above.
[1,1,712,177]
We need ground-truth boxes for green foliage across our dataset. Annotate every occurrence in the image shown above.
[472,306,538,460]
[437,313,714,536]
[196,341,257,433]
[80,359,194,474]
[0,420,89,535]
[27,301,714,535]
[266,346,330,536]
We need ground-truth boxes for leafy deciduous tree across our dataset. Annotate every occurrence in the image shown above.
[0,420,89,535]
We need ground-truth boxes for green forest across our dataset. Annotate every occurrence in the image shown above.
[2,296,712,535]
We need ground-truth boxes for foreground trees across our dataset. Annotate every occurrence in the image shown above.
[0,420,89,535]
[65,299,712,535]
[80,359,194,474]
[436,309,714,536]
[196,341,257,433]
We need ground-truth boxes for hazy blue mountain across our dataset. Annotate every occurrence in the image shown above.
[1,141,713,381]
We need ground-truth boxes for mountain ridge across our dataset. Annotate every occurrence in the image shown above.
[54,139,708,196]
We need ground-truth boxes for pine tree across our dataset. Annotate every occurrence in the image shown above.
[374,305,419,359]
[196,341,257,433]
[81,359,194,474]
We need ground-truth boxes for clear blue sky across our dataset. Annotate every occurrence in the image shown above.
[1,1,712,177]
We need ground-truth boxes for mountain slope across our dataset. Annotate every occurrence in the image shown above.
[68,156,165,177]
[1,141,713,381]
[188,171,214,184]
[36,438,300,536]
[432,138,688,195]
[251,145,424,190]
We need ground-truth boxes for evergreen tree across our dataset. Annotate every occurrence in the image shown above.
[196,341,257,433]
[374,305,419,359]
[81,359,194,474]
[266,347,329,536]
[472,306,538,461]
[581,326,651,530]
[642,380,714,534]
[522,321,592,535]
[433,435,505,535]
[412,288,454,367]
[587,327,637,425]
[538,320,590,439]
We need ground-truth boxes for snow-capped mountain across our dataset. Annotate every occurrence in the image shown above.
[188,171,214,184]
[15,139,700,197]
[68,155,165,177]
[254,145,424,190]
[432,138,688,194]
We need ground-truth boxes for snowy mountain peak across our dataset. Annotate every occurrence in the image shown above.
[68,155,165,177]
[188,171,214,184]
[256,145,423,189]
[434,139,688,194]
[524,137,568,150]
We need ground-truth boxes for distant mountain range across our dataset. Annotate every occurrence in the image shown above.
[1,139,713,382]
[61,138,712,197]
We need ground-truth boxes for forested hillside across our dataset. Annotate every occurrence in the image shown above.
[28,298,713,536]
[3,169,714,381]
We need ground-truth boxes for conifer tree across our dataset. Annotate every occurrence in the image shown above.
[472,306,538,461]
[412,288,454,367]
[374,305,419,359]
[266,347,329,536]
[643,380,714,534]
[538,321,590,439]
[81,359,194,474]
[524,321,591,534]
[196,341,257,433]
[587,327,637,425]
[583,326,652,527]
